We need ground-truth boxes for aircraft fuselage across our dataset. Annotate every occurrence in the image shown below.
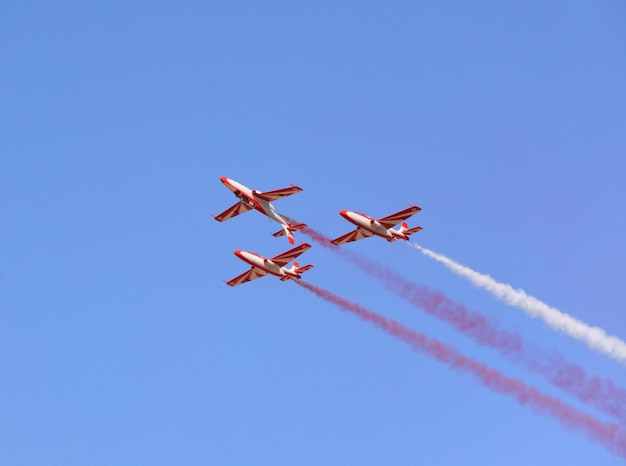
[220,177,288,226]
[234,250,300,280]
[340,210,408,241]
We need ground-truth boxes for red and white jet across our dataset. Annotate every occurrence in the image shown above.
[225,243,314,286]
[329,205,423,246]
[213,177,306,244]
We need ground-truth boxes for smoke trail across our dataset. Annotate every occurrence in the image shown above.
[410,243,626,365]
[296,280,626,459]
[300,227,626,423]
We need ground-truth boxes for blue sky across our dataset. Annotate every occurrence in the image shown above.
[2,1,626,464]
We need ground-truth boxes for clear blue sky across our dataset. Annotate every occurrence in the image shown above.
[2,2,626,464]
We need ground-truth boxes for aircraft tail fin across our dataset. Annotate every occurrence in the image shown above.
[396,222,423,240]
[288,261,314,277]
[295,263,314,274]
[402,224,423,236]
[286,228,295,244]
[272,222,307,244]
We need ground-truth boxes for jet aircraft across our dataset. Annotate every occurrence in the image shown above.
[225,243,314,286]
[330,205,422,246]
[213,177,306,244]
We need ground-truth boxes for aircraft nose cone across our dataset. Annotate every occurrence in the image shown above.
[339,210,349,219]
[234,250,243,259]
[220,176,228,184]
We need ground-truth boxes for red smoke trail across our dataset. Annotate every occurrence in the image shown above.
[296,280,626,458]
[301,226,626,423]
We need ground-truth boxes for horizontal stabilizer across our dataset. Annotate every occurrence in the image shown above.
[289,223,307,232]
[296,264,314,273]
[272,223,307,237]
[404,226,423,236]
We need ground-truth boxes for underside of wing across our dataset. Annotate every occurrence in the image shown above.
[330,228,373,246]
[254,185,303,202]
[225,267,267,286]
[270,243,311,267]
[213,202,253,222]
[377,205,422,229]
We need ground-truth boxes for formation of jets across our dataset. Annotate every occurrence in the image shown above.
[214,177,422,286]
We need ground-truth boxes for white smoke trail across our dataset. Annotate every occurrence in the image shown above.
[409,243,626,365]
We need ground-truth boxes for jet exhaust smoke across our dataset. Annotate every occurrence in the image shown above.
[300,227,626,423]
[296,280,626,458]
[410,243,626,365]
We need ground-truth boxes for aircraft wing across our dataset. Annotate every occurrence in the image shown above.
[377,205,422,229]
[225,267,267,286]
[254,185,303,202]
[270,243,311,267]
[213,201,253,222]
[330,228,373,246]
